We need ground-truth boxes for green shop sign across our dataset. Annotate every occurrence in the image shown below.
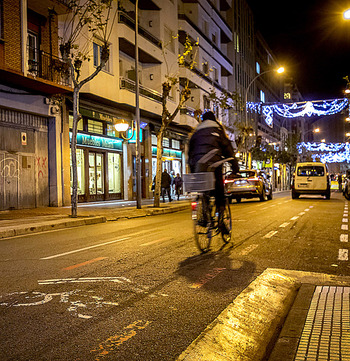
[70,132,123,151]
[152,146,182,159]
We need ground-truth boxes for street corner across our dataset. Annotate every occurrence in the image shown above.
[177,268,301,361]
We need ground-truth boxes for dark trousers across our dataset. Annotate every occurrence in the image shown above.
[162,187,172,202]
[214,166,225,212]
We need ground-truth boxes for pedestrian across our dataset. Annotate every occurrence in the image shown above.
[174,173,183,200]
[170,170,175,197]
[338,173,343,192]
[161,169,172,202]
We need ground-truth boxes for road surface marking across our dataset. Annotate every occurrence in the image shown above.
[338,249,349,261]
[340,234,348,242]
[263,230,278,239]
[40,237,130,260]
[309,206,314,208]
[91,320,151,359]
[279,222,290,228]
[190,268,226,289]
[62,257,107,271]
[342,224,349,231]
[290,216,299,221]
[38,276,133,285]
[343,218,349,223]
[298,212,305,216]
[304,209,310,212]
[140,237,172,247]
[239,244,259,256]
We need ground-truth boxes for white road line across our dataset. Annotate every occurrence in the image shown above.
[263,230,278,239]
[290,216,299,221]
[343,218,349,223]
[40,237,130,260]
[298,212,305,216]
[340,234,349,242]
[279,222,290,228]
[309,206,314,208]
[341,224,349,231]
[304,209,310,212]
[240,244,259,256]
[140,237,172,247]
[338,249,349,261]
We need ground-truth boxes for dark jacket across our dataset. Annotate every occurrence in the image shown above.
[188,119,239,173]
[174,176,183,189]
[161,171,171,188]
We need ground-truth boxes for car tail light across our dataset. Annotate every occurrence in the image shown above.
[191,201,197,211]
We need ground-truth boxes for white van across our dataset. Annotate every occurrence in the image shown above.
[292,162,330,199]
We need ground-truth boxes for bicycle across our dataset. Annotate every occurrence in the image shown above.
[184,159,234,253]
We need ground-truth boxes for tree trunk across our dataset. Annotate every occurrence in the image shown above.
[71,86,80,217]
[153,125,165,208]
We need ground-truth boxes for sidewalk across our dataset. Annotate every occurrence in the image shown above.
[0,197,190,239]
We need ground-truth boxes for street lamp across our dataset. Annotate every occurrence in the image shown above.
[344,9,350,20]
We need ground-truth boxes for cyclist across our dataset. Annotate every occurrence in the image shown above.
[188,111,239,233]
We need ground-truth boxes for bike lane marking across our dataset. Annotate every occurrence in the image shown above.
[140,237,172,247]
[263,230,278,239]
[62,257,107,271]
[40,237,130,260]
[190,268,226,289]
[91,320,152,360]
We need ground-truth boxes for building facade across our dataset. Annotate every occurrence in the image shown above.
[1,0,289,210]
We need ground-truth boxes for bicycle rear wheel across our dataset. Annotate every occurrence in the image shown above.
[221,197,232,244]
[193,195,212,253]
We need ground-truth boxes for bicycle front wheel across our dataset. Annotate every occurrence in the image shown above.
[221,197,232,244]
[193,195,212,253]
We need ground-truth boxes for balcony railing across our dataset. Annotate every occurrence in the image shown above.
[120,77,163,103]
[118,11,162,49]
[27,47,71,87]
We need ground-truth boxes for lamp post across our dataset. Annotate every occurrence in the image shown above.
[135,0,141,209]
[244,66,285,168]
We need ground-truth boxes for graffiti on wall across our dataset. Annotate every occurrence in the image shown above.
[0,156,20,183]
[36,156,47,178]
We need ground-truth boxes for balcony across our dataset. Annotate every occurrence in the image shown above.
[118,11,162,50]
[27,47,71,88]
[120,77,163,103]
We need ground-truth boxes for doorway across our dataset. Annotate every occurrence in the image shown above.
[88,152,105,201]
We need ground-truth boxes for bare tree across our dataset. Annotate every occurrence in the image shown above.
[153,36,198,207]
[59,0,116,217]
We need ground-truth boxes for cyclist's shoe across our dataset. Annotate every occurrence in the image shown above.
[198,218,208,227]
[218,214,230,234]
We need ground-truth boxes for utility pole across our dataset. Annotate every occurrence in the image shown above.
[135,0,142,209]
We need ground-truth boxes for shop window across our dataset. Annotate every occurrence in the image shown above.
[162,137,169,147]
[88,119,103,134]
[89,152,104,195]
[172,139,180,149]
[69,115,83,131]
[108,153,121,194]
[107,123,117,137]
[70,149,85,195]
[151,134,157,145]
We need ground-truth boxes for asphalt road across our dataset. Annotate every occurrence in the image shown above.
[0,191,349,360]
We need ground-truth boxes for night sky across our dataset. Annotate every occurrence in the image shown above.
[247,0,350,101]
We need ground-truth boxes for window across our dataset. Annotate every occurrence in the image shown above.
[88,119,104,134]
[256,62,260,74]
[69,115,83,131]
[107,123,117,137]
[27,31,39,74]
[260,90,265,103]
[172,139,180,149]
[297,166,325,177]
[151,134,157,145]
[93,42,111,72]
[202,59,209,75]
[162,137,170,147]
[108,153,121,194]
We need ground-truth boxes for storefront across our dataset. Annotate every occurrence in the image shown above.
[69,110,125,202]
[151,134,183,177]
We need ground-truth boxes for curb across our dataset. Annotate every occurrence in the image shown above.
[177,268,300,361]
[0,216,107,239]
[177,268,350,361]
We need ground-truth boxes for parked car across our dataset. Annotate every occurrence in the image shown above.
[291,162,330,199]
[224,169,273,203]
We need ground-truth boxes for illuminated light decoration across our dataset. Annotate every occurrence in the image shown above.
[247,98,349,128]
[297,142,350,163]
